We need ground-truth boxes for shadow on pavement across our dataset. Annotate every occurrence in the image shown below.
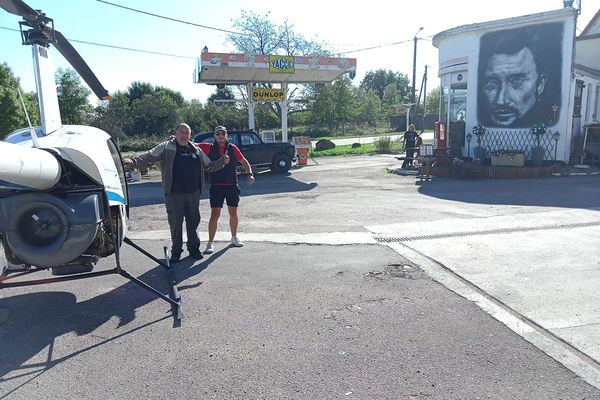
[0,246,231,388]
[128,172,317,207]
[416,175,600,210]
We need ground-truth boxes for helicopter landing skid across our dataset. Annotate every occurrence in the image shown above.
[0,239,183,321]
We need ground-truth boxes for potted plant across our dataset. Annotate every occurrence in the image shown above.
[472,124,486,160]
[491,149,526,167]
[530,122,546,166]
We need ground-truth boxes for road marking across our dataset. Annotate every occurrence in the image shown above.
[127,230,377,245]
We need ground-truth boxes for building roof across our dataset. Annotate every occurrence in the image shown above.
[574,63,600,79]
[580,8,600,36]
[432,8,577,48]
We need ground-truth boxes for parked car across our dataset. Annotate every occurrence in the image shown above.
[193,130,296,173]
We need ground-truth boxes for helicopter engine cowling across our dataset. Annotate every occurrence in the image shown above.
[0,141,61,190]
[0,191,103,267]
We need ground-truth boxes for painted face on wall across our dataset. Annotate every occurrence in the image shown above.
[482,47,547,126]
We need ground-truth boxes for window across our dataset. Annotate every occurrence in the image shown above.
[439,85,449,125]
[240,133,260,145]
[107,139,128,205]
[573,80,585,117]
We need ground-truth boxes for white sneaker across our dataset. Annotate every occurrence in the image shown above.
[204,241,215,254]
[231,236,244,247]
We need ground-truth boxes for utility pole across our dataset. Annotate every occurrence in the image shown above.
[422,65,428,133]
[411,27,423,123]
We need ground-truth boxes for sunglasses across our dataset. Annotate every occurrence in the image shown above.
[215,131,227,136]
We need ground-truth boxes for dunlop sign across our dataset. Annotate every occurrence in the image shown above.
[269,55,295,73]
[252,88,285,102]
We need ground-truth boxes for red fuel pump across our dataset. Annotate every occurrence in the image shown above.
[434,122,450,164]
[434,121,447,148]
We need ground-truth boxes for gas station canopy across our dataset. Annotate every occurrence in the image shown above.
[195,52,357,84]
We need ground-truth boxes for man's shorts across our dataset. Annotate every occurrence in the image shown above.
[209,184,240,208]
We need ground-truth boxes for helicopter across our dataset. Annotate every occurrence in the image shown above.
[0,0,183,320]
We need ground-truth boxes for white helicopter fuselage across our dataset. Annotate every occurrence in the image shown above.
[0,125,129,270]
[1,125,128,211]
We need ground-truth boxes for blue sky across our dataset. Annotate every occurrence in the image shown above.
[0,0,596,103]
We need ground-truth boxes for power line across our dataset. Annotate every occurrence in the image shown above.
[96,0,248,36]
[335,35,434,56]
[336,39,412,55]
[0,26,195,59]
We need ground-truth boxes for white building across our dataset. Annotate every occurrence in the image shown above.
[432,4,600,163]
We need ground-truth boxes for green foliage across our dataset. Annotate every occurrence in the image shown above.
[179,99,207,133]
[426,87,440,115]
[130,91,180,135]
[90,91,131,138]
[310,143,375,157]
[0,63,38,138]
[373,136,401,153]
[360,69,411,101]
[118,135,167,152]
[357,89,384,128]
[55,68,92,124]
[203,102,246,131]
[254,103,279,129]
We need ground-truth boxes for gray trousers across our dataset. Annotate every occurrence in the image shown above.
[164,190,201,255]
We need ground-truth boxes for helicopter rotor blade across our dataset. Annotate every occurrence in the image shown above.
[51,29,110,100]
[0,0,37,18]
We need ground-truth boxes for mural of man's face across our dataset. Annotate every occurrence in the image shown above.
[482,47,547,126]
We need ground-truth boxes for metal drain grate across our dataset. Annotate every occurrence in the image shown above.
[375,220,600,243]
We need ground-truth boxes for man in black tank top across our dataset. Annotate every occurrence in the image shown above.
[196,126,254,254]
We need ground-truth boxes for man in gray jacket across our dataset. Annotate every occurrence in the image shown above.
[124,123,229,263]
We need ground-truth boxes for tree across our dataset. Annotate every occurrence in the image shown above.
[90,91,131,138]
[56,68,92,125]
[382,83,402,115]
[425,87,440,116]
[203,101,246,131]
[227,11,280,55]
[0,63,38,138]
[358,89,384,128]
[126,81,155,103]
[226,11,330,127]
[311,76,358,132]
[130,92,180,135]
[278,20,329,56]
[118,82,187,136]
[359,69,411,102]
[180,99,207,134]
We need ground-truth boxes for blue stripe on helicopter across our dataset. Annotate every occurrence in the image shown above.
[106,191,126,204]
[0,179,34,190]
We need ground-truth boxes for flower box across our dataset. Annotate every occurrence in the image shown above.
[491,153,526,167]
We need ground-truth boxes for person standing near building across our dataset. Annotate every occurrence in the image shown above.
[123,123,229,263]
[196,126,255,254]
[401,124,419,169]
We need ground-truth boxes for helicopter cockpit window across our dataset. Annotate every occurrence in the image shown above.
[107,139,128,205]
[3,126,44,144]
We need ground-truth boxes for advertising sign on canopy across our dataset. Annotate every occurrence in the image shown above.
[252,88,285,101]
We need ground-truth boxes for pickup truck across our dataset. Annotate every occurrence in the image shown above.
[193,130,296,173]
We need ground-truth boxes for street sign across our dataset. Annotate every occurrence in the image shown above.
[252,88,285,102]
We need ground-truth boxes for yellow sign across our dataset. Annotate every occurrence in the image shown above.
[269,55,295,73]
[252,88,285,102]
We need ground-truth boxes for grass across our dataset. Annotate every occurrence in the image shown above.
[310,143,377,157]
[309,137,434,158]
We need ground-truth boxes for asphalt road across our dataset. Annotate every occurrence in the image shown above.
[1,155,599,399]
